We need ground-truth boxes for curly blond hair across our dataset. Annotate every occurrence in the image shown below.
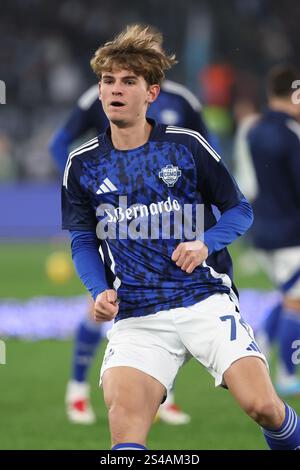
[90,24,177,86]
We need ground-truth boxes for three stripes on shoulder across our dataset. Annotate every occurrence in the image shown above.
[166,126,221,162]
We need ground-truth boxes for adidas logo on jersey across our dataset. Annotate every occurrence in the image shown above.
[96,178,117,194]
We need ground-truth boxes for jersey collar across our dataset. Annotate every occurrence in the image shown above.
[102,118,162,152]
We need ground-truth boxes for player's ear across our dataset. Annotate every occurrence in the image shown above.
[147,84,160,104]
[98,81,102,101]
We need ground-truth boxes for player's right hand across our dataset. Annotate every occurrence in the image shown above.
[94,289,119,322]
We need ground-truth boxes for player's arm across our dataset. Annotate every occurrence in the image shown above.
[62,158,118,320]
[71,231,119,321]
[198,144,253,251]
[172,141,253,273]
[49,106,92,174]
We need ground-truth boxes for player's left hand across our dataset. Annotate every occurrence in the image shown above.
[171,240,208,274]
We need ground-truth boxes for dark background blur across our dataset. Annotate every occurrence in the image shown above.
[0,0,299,181]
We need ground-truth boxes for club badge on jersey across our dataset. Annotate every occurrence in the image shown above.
[159,164,182,187]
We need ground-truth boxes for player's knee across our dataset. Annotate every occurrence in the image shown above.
[245,398,283,427]
[109,403,139,425]
[108,404,144,443]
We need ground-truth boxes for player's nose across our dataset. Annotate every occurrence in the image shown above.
[112,82,123,95]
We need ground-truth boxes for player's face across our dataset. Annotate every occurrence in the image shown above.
[99,68,159,127]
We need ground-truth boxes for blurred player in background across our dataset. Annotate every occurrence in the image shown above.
[62,24,300,450]
[50,25,210,426]
[233,99,260,203]
[248,64,300,396]
[232,99,261,276]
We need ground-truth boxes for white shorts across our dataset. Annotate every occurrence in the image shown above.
[257,246,300,298]
[100,293,268,393]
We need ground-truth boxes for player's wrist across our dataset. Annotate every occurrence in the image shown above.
[93,287,108,301]
[202,235,213,256]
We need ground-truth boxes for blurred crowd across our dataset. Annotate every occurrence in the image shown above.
[0,0,299,180]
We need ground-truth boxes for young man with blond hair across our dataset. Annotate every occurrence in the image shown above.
[62,25,300,450]
[52,25,208,426]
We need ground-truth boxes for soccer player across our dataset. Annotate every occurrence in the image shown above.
[62,25,300,450]
[248,65,300,396]
[50,27,210,425]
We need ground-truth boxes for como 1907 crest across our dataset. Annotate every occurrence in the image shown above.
[159,164,182,187]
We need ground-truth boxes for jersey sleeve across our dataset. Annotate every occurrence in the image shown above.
[193,139,243,213]
[192,138,253,253]
[204,198,253,254]
[71,230,108,299]
[62,157,97,231]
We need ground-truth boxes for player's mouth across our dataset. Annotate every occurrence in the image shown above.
[110,101,126,107]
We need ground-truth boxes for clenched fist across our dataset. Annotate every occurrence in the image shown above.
[171,240,208,274]
[94,289,119,322]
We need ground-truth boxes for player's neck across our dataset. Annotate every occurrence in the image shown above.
[110,120,152,150]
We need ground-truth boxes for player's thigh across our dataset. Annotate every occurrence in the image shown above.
[173,293,268,387]
[102,366,166,419]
